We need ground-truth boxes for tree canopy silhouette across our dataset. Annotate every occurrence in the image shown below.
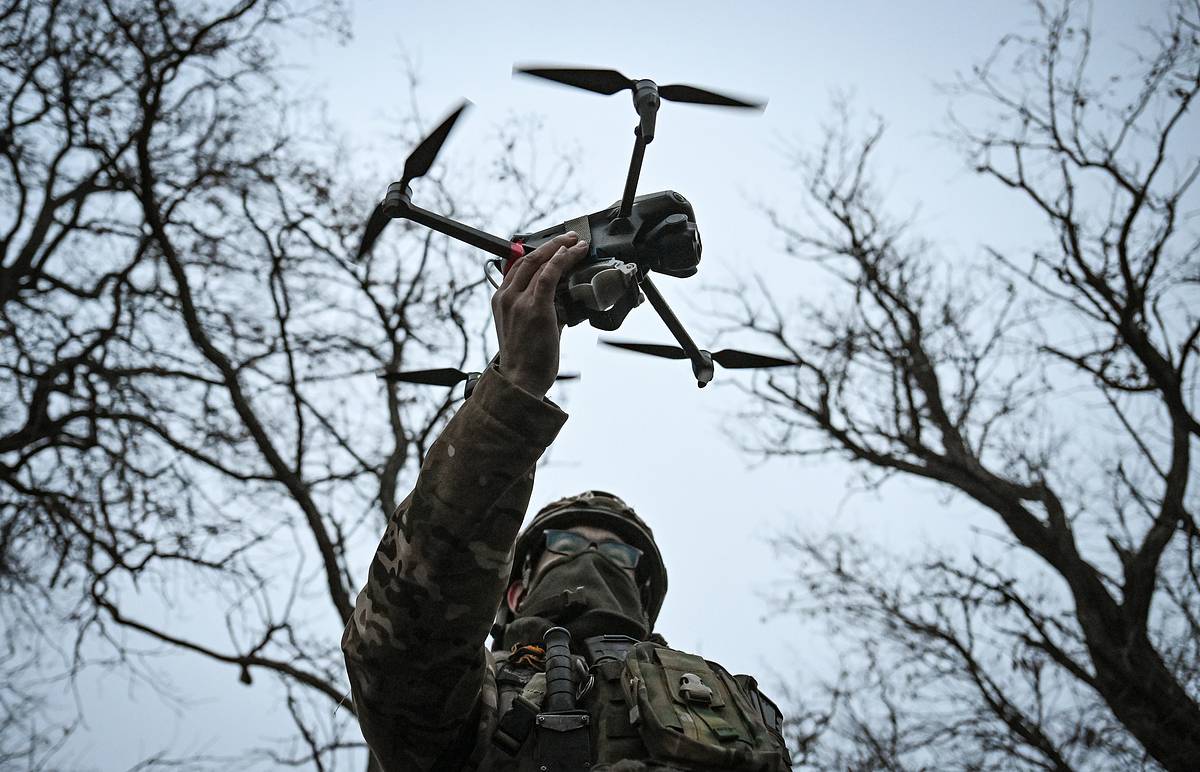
[726,2,1200,769]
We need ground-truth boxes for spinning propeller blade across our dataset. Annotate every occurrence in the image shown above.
[601,340,799,370]
[356,101,471,260]
[380,367,470,386]
[514,66,633,95]
[356,202,391,261]
[709,350,798,370]
[600,341,688,360]
[657,84,764,110]
[381,368,580,387]
[402,101,471,186]
[515,64,766,111]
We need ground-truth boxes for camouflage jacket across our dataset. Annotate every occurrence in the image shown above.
[342,366,568,771]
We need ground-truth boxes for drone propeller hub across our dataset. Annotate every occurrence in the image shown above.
[694,350,715,387]
[382,181,413,217]
[632,80,661,142]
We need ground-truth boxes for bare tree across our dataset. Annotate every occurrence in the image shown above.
[0,0,578,768]
[722,2,1200,769]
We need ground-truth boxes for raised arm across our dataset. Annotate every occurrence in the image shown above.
[342,232,589,770]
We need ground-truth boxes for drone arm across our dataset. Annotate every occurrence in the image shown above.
[390,191,523,260]
[616,81,660,221]
[617,128,648,221]
[639,275,714,387]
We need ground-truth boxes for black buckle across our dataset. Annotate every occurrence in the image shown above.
[581,634,639,665]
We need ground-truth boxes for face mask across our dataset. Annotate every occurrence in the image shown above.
[503,550,649,649]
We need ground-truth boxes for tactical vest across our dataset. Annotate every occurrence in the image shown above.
[472,635,792,771]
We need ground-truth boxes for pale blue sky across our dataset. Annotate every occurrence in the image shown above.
[60,1,1172,768]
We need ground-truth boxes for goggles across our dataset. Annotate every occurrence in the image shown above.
[542,529,643,571]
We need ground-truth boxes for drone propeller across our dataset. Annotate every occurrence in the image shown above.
[380,367,474,387]
[515,67,632,96]
[600,340,800,370]
[356,203,392,261]
[401,101,471,185]
[514,65,765,110]
[381,367,580,387]
[356,101,471,260]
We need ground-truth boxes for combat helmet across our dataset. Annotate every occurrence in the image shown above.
[492,491,668,646]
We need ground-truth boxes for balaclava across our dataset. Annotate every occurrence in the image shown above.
[501,546,650,649]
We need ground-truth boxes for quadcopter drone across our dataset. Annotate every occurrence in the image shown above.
[359,65,801,391]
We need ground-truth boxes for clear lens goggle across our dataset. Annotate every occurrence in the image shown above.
[542,529,642,570]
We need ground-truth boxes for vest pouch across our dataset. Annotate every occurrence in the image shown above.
[620,642,791,771]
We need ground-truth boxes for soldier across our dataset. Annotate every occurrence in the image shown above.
[342,232,791,771]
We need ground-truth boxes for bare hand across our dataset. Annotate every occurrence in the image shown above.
[491,231,590,398]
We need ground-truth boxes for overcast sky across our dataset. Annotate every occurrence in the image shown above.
[59,1,1174,768]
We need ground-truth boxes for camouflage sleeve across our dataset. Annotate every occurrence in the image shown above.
[342,366,567,771]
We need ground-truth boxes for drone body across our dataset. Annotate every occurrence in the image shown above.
[513,189,699,330]
[361,65,797,389]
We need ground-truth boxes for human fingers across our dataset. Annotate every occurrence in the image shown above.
[531,239,590,300]
[501,231,578,292]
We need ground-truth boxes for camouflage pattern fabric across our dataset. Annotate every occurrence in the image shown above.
[342,366,567,771]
